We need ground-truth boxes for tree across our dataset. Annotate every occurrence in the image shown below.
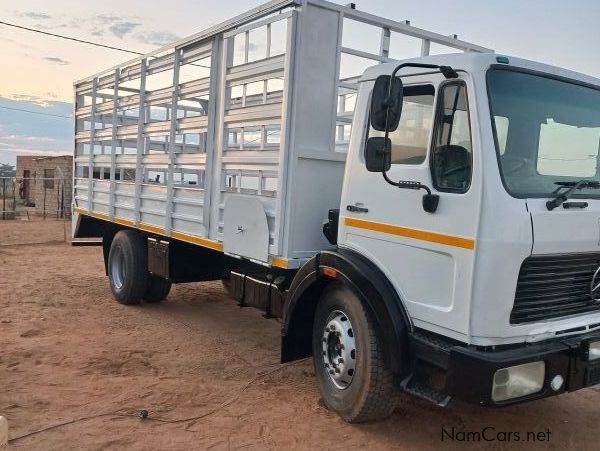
[0,163,16,178]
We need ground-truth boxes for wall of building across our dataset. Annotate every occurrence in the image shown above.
[15,155,73,218]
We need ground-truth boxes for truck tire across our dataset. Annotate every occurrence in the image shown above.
[312,283,397,423]
[143,275,172,303]
[108,230,148,305]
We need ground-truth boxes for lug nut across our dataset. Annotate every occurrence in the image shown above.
[335,368,340,373]
[329,370,334,374]
[338,358,344,364]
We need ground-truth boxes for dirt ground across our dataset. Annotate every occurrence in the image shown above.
[1,220,599,450]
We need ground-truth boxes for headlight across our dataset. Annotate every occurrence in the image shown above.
[588,341,600,361]
[492,361,545,402]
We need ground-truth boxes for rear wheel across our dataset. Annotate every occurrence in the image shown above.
[312,283,397,423]
[143,275,171,303]
[108,230,148,305]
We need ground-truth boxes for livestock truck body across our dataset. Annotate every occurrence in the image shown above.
[73,0,600,422]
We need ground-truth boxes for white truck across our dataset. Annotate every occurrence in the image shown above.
[72,0,600,422]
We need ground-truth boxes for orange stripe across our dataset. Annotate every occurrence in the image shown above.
[114,217,135,227]
[171,231,224,252]
[138,223,166,235]
[92,211,109,220]
[344,217,475,250]
[272,257,289,269]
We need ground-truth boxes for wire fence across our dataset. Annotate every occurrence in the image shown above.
[0,177,72,221]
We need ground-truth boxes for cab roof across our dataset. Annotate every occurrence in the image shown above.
[361,53,600,88]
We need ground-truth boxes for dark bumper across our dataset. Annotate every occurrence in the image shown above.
[445,331,600,405]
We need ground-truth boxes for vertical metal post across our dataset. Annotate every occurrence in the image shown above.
[330,10,344,154]
[421,39,431,57]
[88,77,98,214]
[203,35,223,236]
[379,27,390,58]
[43,183,47,220]
[133,59,148,226]
[273,11,298,257]
[12,178,16,218]
[165,49,181,235]
[109,68,120,220]
[208,34,234,241]
[2,178,5,220]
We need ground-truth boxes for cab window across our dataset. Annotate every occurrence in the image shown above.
[431,82,473,193]
[369,85,435,165]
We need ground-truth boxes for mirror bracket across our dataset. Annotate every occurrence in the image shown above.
[382,178,439,213]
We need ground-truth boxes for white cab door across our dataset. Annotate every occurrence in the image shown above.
[339,75,481,338]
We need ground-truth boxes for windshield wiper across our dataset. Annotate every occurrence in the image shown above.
[546,180,600,210]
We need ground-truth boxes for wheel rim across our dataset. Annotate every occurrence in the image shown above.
[110,246,126,290]
[321,310,357,390]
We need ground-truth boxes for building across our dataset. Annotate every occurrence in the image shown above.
[15,155,72,218]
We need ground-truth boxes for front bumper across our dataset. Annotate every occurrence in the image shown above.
[445,330,600,405]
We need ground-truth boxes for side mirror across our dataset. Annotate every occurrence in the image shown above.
[370,75,403,132]
[365,137,392,172]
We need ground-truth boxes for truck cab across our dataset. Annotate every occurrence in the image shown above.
[343,52,600,344]
[316,52,600,408]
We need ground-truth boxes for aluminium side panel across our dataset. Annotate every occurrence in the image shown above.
[281,1,347,260]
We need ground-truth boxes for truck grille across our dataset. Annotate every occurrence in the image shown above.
[511,253,600,324]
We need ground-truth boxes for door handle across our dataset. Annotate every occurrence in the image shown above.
[346,205,369,213]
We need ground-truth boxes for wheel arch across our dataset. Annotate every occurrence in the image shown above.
[281,248,412,375]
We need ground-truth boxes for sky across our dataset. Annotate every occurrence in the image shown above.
[1,0,599,165]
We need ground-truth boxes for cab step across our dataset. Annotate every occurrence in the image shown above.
[401,375,451,407]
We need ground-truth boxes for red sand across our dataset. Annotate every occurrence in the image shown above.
[1,220,599,450]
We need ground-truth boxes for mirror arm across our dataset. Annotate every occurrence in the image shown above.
[381,171,432,195]
[379,129,439,213]
[381,170,439,214]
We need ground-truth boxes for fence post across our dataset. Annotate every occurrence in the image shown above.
[2,178,5,220]
[43,183,47,220]
[12,178,16,218]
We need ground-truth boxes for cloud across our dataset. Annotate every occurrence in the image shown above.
[91,15,140,39]
[43,56,70,66]
[19,11,52,20]
[0,135,57,143]
[109,21,140,39]
[136,31,180,46]
[2,93,61,107]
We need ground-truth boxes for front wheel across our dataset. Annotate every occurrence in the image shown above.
[312,283,397,423]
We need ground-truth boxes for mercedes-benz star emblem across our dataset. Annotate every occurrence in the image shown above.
[591,266,600,302]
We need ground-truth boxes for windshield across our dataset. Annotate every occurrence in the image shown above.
[488,68,600,199]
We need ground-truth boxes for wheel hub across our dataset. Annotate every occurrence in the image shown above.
[321,310,356,389]
[110,246,126,290]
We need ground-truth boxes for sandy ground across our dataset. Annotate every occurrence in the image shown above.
[1,220,600,450]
